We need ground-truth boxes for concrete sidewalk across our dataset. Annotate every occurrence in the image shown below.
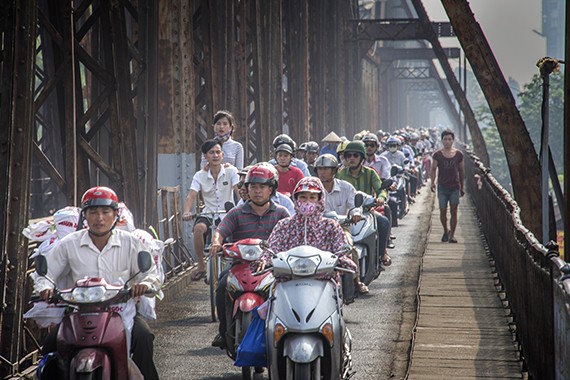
[407,195,523,379]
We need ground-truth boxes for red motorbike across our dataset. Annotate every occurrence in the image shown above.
[34,252,153,380]
[221,238,274,379]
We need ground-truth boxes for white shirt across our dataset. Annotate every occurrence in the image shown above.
[381,150,408,168]
[200,137,244,170]
[325,179,359,215]
[190,165,239,213]
[35,229,160,293]
[364,154,391,179]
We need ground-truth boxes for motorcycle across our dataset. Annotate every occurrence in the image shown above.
[389,164,409,220]
[33,251,155,380]
[221,238,274,379]
[263,245,354,380]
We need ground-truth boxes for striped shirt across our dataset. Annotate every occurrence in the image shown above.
[201,137,244,169]
[216,200,289,242]
[336,165,387,199]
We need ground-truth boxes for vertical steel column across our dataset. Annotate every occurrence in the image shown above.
[139,0,159,227]
[440,0,542,236]
[102,1,142,224]
[0,0,37,375]
[283,0,309,144]
[253,0,283,161]
[563,3,570,262]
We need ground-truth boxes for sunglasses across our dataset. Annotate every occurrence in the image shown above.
[345,152,360,159]
[364,143,377,148]
[387,144,397,148]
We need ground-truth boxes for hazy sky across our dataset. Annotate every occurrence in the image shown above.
[422,0,546,87]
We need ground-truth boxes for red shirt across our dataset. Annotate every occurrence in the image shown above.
[275,165,304,196]
[433,149,463,190]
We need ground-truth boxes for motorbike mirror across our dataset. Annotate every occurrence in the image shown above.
[259,239,270,249]
[390,165,400,177]
[380,178,394,190]
[224,201,234,212]
[354,193,364,207]
[35,255,48,277]
[138,251,153,273]
[403,159,410,165]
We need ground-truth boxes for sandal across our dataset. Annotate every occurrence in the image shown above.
[355,282,369,294]
[382,254,392,266]
[448,237,458,243]
[190,270,206,281]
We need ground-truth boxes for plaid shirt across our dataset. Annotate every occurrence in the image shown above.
[336,165,387,200]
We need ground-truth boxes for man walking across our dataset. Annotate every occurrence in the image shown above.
[430,129,465,243]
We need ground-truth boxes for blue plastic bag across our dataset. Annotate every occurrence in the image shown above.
[234,306,267,367]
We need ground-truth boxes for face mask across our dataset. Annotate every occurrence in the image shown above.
[297,200,317,216]
[388,146,398,153]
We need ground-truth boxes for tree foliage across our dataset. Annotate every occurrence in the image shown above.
[471,72,564,193]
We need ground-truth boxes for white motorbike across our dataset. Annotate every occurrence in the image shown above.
[263,245,354,380]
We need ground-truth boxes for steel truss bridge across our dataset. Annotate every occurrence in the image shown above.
[0,0,568,378]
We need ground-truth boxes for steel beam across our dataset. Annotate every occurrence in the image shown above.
[440,0,542,236]
[0,1,38,376]
[347,19,454,41]
[379,47,460,60]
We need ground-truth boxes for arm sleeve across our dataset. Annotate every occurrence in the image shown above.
[235,143,244,170]
[216,210,237,240]
[371,170,387,199]
[190,174,202,192]
[34,245,70,292]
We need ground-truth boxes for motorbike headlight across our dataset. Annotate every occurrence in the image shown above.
[287,255,321,276]
[60,286,120,303]
[237,244,263,261]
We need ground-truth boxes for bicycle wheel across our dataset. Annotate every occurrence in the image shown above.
[208,253,218,322]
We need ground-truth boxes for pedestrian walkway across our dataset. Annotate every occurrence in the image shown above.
[407,196,523,379]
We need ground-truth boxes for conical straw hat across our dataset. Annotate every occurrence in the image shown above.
[321,131,342,143]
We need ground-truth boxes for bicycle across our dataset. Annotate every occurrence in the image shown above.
[198,209,229,322]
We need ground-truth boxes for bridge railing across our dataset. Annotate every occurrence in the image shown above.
[465,151,570,380]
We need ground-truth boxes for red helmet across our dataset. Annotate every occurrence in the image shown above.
[245,165,277,188]
[81,186,119,211]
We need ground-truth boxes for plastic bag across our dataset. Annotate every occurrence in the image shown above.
[23,302,65,328]
[234,306,267,367]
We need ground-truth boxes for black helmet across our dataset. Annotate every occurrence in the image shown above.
[274,143,294,155]
[272,134,297,151]
[343,141,366,158]
[305,141,319,153]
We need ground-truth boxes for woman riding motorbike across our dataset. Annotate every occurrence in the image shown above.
[257,177,356,275]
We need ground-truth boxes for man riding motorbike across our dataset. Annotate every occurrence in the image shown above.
[209,164,290,349]
[35,186,161,380]
[314,153,369,294]
[336,141,392,267]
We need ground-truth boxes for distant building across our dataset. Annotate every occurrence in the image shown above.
[542,0,565,59]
